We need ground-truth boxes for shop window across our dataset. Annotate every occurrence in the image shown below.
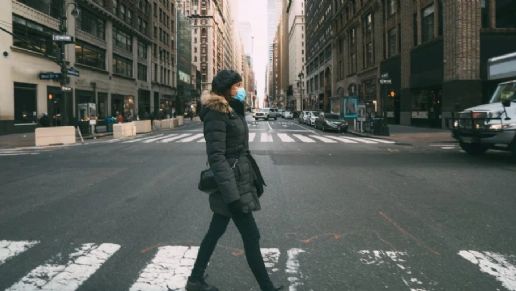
[17,0,60,18]
[113,54,133,77]
[14,82,37,124]
[76,7,105,39]
[12,15,57,56]
[481,0,490,28]
[98,92,108,118]
[138,63,147,81]
[388,28,396,57]
[422,4,434,43]
[75,40,106,70]
[496,0,516,28]
[113,26,132,52]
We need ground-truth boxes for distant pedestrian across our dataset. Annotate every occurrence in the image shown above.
[39,112,51,127]
[186,70,283,291]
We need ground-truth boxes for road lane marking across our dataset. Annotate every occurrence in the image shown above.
[325,136,359,143]
[261,248,280,272]
[7,243,120,291]
[310,135,338,143]
[267,121,273,131]
[261,133,273,142]
[277,133,295,142]
[0,240,39,266]
[361,138,396,144]
[287,248,307,291]
[129,246,198,291]
[143,135,176,143]
[359,250,436,291]
[178,133,204,142]
[459,250,516,290]
[159,134,192,143]
[249,132,256,142]
[293,134,316,143]
[123,134,163,143]
[341,136,378,144]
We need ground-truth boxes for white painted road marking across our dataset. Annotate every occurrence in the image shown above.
[261,133,273,142]
[249,132,256,142]
[287,248,307,291]
[342,136,378,144]
[143,135,175,143]
[178,133,204,142]
[129,246,198,291]
[277,133,295,142]
[358,250,437,291]
[159,134,192,143]
[361,137,396,144]
[293,134,315,143]
[7,243,120,291]
[459,250,516,290]
[310,135,338,143]
[261,248,281,272]
[123,134,163,143]
[325,136,359,143]
[0,240,39,266]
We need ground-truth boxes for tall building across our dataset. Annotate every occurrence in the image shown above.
[152,0,178,117]
[185,0,232,91]
[286,0,305,112]
[305,0,333,112]
[238,21,253,56]
[176,10,193,108]
[331,0,516,129]
[0,0,157,135]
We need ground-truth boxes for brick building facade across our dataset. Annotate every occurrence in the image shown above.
[331,0,516,128]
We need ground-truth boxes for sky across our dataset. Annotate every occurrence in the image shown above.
[238,0,268,106]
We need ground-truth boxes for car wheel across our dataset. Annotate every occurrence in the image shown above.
[314,122,318,130]
[460,142,489,155]
[254,118,258,120]
[274,117,277,120]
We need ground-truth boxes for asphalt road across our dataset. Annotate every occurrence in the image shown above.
[0,115,515,291]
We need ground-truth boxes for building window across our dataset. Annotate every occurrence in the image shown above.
[481,0,490,28]
[17,0,60,18]
[138,40,147,59]
[14,82,37,124]
[12,15,57,56]
[438,0,443,36]
[413,13,418,46]
[112,0,118,14]
[113,54,133,77]
[422,4,434,43]
[75,40,106,70]
[366,42,373,67]
[388,0,396,15]
[127,9,133,25]
[365,13,373,34]
[98,92,108,118]
[76,7,105,39]
[496,0,516,28]
[138,63,147,81]
[120,4,126,20]
[351,53,356,73]
[113,26,132,52]
[388,28,396,57]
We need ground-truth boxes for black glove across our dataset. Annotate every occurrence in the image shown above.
[255,180,264,197]
[228,200,245,217]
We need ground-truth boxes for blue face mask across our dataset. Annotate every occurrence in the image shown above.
[235,88,246,102]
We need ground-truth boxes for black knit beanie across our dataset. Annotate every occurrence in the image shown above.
[211,70,242,96]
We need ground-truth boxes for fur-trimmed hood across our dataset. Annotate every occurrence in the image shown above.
[200,91,232,114]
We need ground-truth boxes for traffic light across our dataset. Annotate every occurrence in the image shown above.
[390,90,395,97]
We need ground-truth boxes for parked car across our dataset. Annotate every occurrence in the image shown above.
[254,108,279,120]
[298,111,307,123]
[306,111,320,126]
[314,112,348,132]
[284,111,294,119]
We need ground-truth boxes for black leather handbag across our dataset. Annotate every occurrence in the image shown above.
[198,161,218,194]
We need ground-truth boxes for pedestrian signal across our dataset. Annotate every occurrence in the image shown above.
[390,90,395,97]
[48,94,53,100]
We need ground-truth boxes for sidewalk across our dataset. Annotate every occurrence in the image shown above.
[0,119,203,149]
[350,124,457,144]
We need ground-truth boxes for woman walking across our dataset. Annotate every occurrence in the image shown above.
[186,70,283,291]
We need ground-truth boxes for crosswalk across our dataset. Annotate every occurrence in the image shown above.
[103,133,395,145]
[2,239,516,291]
[0,148,55,157]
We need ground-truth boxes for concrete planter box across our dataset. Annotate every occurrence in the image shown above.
[194,116,201,122]
[113,122,136,138]
[134,120,151,133]
[176,116,184,126]
[35,126,76,146]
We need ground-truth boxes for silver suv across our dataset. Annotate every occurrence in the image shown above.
[254,108,279,120]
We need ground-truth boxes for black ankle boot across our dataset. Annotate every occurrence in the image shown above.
[185,276,219,291]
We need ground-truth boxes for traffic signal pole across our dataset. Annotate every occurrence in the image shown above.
[59,2,69,126]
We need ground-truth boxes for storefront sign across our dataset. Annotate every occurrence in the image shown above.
[344,98,358,118]
[357,104,366,121]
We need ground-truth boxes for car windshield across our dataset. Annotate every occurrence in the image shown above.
[489,82,516,103]
[312,112,320,116]
[260,109,270,112]
[325,114,341,120]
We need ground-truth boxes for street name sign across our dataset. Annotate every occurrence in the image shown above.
[379,79,392,84]
[39,72,62,80]
[52,35,74,43]
[67,67,80,77]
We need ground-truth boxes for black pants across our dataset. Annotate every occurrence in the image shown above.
[190,212,274,291]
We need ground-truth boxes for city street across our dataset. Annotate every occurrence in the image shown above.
[1,115,515,291]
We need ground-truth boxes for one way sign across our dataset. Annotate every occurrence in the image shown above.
[379,79,392,84]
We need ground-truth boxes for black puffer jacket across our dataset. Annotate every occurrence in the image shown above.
[199,92,260,217]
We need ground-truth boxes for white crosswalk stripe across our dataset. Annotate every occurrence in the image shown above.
[2,240,516,291]
[101,133,398,145]
[0,149,56,157]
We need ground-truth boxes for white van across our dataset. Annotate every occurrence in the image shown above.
[451,52,516,158]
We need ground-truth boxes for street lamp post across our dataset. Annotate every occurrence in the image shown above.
[58,0,80,126]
